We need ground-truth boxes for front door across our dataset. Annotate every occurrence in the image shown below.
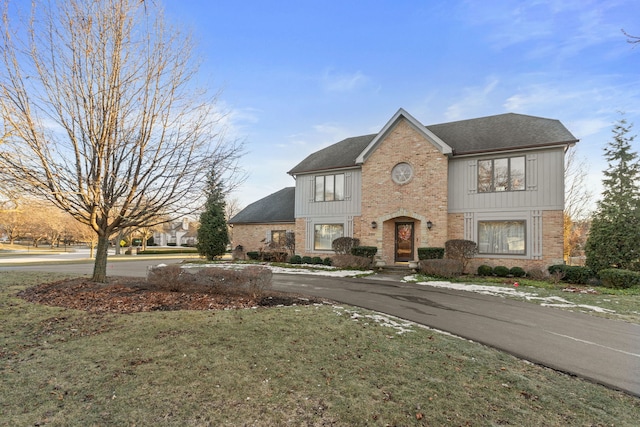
[395,222,414,262]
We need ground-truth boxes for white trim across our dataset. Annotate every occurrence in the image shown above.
[355,108,453,164]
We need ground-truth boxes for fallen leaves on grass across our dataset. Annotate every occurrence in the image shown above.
[18,277,326,314]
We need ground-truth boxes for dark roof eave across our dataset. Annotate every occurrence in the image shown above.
[228,220,295,225]
[452,139,579,156]
[288,165,361,176]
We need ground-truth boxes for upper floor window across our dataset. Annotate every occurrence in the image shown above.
[315,174,345,201]
[478,156,525,192]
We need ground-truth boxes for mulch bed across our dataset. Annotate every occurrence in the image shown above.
[18,277,327,314]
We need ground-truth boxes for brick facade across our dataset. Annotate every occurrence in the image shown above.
[359,119,449,264]
[231,223,295,254]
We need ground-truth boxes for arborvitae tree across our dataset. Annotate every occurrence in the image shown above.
[585,117,640,272]
[197,171,229,261]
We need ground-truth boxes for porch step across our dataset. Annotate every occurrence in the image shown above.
[376,263,417,274]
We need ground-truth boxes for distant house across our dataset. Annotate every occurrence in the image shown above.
[153,218,198,247]
[229,109,578,270]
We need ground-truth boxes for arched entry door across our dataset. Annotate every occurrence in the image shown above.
[395,222,414,262]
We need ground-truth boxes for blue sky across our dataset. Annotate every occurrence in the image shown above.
[164,0,640,211]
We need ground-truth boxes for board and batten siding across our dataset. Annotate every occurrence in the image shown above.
[447,147,565,213]
[294,169,362,218]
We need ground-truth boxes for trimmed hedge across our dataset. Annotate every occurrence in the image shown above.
[509,266,526,277]
[548,265,595,285]
[301,256,313,264]
[289,255,302,264]
[246,251,260,260]
[493,266,510,277]
[418,247,445,260]
[598,268,640,289]
[311,256,324,265]
[323,257,333,266]
[351,246,378,258]
[477,265,494,276]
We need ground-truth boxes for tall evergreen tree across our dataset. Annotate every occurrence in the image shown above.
[197,170,229,261]
[585,117,640,272]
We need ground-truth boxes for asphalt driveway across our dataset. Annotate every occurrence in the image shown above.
[3,259,639,397]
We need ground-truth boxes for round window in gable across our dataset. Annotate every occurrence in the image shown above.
[391,162,414,185]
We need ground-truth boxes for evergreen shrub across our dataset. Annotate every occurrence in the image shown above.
[493,266,510,277]
[477,265,494,276]
[598,268,640,289]
[509,267,526,277]
[351,246,378,258]
[418,247,445,260]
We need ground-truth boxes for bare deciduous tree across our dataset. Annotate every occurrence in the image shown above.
[0,0,243,281]
[564,146,593,263]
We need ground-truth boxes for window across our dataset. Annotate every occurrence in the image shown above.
[271,230,287,246]
[478,221,526,255]
[315,174,345,201]
[314,224,344,250]
[478,156,525,192]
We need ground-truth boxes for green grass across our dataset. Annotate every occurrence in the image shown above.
[1,272,639,426]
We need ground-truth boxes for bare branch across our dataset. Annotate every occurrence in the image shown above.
[0,0,244,281]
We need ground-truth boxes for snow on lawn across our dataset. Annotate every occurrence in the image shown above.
[404,275,615,314]
[181,262,373,278]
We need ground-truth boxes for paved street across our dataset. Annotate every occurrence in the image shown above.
[2,257,639,397]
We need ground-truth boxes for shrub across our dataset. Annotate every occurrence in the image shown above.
[598,268,640,289]
[193,265,273,298]
[547,265,594,284]
[311,256,324,265]
[527,268,546,280]
[246,251,260,260]
[418,259,463,278]
[351,246,378,259]
[323,257,333,266]
[493,266,510,277]
[418,247,445,260]
[332,237,360,255]
[331,254,373,269]
[444,239,478,273]
[301,256,313,264]
[477,265,494,276]
[509,266,526,277]
[146,264,195,292]
[289,255,302,264]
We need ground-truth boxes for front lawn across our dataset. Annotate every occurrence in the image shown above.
[1,272,638,426]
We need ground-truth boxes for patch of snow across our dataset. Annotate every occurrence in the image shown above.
[181,262,372,277]
[412,279,615,314]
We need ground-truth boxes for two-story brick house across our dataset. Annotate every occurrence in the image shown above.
[229,109,578,271]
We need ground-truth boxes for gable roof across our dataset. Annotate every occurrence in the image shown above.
[355,108,452,164]
[426,113,578,155]
[287,110,578,175]
[228,187,295,224]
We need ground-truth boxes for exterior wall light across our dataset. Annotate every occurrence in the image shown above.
[426,221,433,230]
[371,221,378,229]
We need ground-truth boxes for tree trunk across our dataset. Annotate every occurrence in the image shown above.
[92,234,110,282]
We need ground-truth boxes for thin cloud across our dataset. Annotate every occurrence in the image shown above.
[322,69,370,92]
